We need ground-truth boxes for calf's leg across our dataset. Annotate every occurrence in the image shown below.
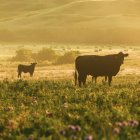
[30,72,33,77]
[18,72,21,78]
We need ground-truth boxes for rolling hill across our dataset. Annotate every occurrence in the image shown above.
[0,0,140,44]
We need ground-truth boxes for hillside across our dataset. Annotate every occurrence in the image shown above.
[0,0,140,44]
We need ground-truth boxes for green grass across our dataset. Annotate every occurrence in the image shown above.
[0,76,139,140]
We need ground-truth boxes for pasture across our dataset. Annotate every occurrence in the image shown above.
[0,0,140,139]
[0,44,139,139]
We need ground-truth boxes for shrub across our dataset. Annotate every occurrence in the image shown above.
[55,51,80,65]
[12,48,32,62]
[94,49,98,52]
[35,48,57,62]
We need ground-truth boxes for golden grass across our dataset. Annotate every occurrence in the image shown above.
[0,44,139,81]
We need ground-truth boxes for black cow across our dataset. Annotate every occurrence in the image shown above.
[18,63,37,78]
[75,52,128,87]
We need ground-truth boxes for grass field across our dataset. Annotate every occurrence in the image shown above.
[0,76,139,140]
[0,0,140,139]
[0,45,139,139]
[0,44,139,80]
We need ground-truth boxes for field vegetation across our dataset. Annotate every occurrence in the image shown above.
[0,0,140,139]
[0,44,139,139]
[0,44,139,80]
[11,47,80,65]
[0,75,139,139]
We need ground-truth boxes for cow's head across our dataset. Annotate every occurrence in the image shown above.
[31,62,37,66]
[115,52,128,65]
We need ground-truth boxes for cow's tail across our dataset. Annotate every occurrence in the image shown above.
[75,63,77,86]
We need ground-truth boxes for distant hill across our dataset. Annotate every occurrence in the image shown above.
[0,0,140,44]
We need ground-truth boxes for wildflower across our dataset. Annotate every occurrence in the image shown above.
[117,122,123,127]
[32,112,37,115]
[72,135,77,139]
[133,121,139,126]
[46,110,51,115]
[68,125,75,130]
[8,120,18,129]
[75,126,81,131]
[62,103,68,108]
[33,100,37,104]
[122,121,128,126]
[33,97,36,99]
[8,107,13,111]
[28,134,34,140]
[31,103,33,106]
[59,130,66,135]
[85,135,93,140]
[129,120,135,126]
[130,120,139,126]
[8,120,13,126]
[108,122,112,127]
[114,128,120,134]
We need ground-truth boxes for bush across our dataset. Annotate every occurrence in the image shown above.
[35,48,57,62]
[94,49,99,52]
[11,48,81,65]
[12,48,32,62]
[55,51,80,65]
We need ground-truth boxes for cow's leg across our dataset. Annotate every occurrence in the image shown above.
[78,74,82,87]
[105,76,107,81]
[108,76,112,86]
[95,76,97,84]
[83,74,87,87]
[92,76,94,82]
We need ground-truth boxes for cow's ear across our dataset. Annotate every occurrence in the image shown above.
[124,53,129,57]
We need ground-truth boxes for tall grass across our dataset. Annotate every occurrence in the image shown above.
[0,77,139,139]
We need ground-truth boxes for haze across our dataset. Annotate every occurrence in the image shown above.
[0,0,140,44]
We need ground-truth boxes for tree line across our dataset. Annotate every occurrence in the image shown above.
[11,48,80,65]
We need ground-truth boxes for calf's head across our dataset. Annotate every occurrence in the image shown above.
[31,62,37,66]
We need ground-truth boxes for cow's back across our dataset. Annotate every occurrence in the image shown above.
[75,55,121,76]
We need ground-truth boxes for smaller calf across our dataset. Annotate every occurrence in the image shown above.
[18,63,37,78]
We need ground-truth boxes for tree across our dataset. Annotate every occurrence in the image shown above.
[56,51,80,65]
[12,48,32,62]
[36,48,57,62]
